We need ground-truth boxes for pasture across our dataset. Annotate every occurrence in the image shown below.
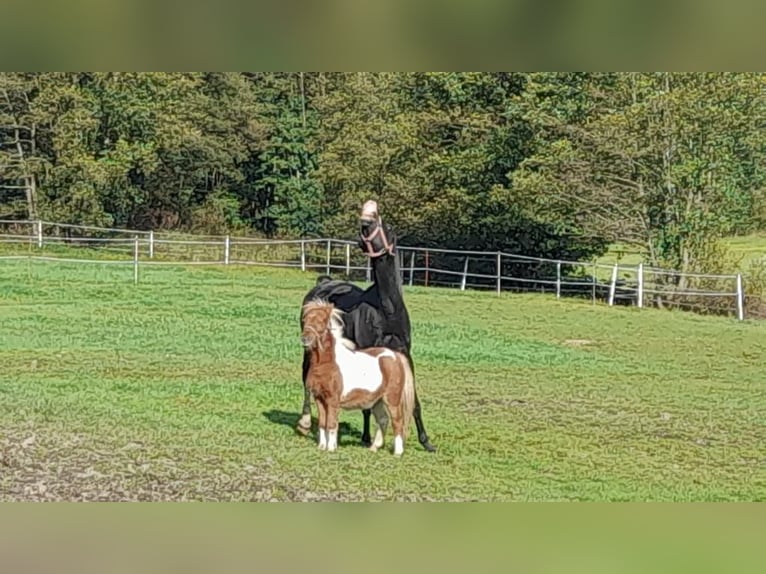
[1,259,764,501]
[597,233,766,271]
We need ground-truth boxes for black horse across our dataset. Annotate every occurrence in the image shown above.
[297,201,436,452]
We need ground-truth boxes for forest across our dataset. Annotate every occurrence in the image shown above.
[1,72,764,275]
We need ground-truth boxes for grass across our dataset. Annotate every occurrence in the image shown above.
[1,258,764,501]
[596,242,645,268]
[598,234,766,272]
[723,233,766,269]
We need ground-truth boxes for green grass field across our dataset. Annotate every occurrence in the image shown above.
[597,234,766,271]
[723,233,766,269]
[1,258,764,501]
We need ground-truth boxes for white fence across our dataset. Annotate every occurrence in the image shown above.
[0,219,748,320]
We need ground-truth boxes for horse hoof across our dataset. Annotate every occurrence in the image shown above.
[296,419,312,436]
[420,439,437,453]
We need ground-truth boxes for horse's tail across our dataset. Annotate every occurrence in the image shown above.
[400,353,416,439]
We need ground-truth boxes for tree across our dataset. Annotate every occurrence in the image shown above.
[312,72,607,267]
[2,71,761,269]
[0,73,270,232]
[0,73,40,219]
[312,72,418,237]
[514,72,766,276]
[247,72,324,237]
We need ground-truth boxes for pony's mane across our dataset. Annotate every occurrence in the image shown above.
[338,336,357,351]
[302,297,334,316]
[302,298,347,341]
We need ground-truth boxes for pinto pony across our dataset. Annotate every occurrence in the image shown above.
[300,299,415,456]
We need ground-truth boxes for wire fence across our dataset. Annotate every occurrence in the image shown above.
[0,218,750,320]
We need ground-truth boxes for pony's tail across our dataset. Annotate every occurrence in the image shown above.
[400,354,416,439]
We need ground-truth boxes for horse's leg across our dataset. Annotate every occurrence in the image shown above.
[297,350,312,436]
[408,358,436,452]
[412,392,435,451]
[316,398,328,451]
[361,409,372,447]
[369,401,388,452]
[326,401,340,452]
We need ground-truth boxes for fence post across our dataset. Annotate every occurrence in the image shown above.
[637,263,644,308]
[556,261,561,299]
[300,240,306,272]
[345,243,350,277]
[736,273,744,321]
[224,235,230,265]
[461,257,469,291]
[409,251,415,287]
[591,262,597,304]
[149,230,154,259]
[36,220,43,248]
[133,235,139,285]
[326,240,331,275]
[425,250,430,287]
[366,255,371,283]
[496,252,502,295]
[608,264,618,306]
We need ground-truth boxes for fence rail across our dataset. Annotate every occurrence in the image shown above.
[0,219,750,320]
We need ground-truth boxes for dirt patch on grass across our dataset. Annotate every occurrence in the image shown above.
[563,339,594,347]
[0,425,336,502]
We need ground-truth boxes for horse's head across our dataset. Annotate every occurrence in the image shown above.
[300,299,343,350]
[358,199,397,258]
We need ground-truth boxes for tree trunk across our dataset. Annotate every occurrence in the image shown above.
[13,126,37,220]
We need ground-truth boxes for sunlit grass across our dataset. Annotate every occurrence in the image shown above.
[1,259,764,501]
[598,235,766,273]
[723,233,766,269]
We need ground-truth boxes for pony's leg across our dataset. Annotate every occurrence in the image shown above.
[326,402,340,452]
[369,401,388,452]
[297,351,312,436]
[394,435,404,456]
[388,402,405,457]
[361,409,372,447]
[316,399,328,450]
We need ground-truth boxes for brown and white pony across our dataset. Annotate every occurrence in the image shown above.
[300,298,415,456]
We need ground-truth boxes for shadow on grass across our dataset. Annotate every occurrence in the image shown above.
[261,409,364,444]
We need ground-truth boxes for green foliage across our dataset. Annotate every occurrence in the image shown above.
[1,72,764,270]
[252,73,324,237]
[515,72,766,274]
[1,72,268,232]
[189,191,245,234]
